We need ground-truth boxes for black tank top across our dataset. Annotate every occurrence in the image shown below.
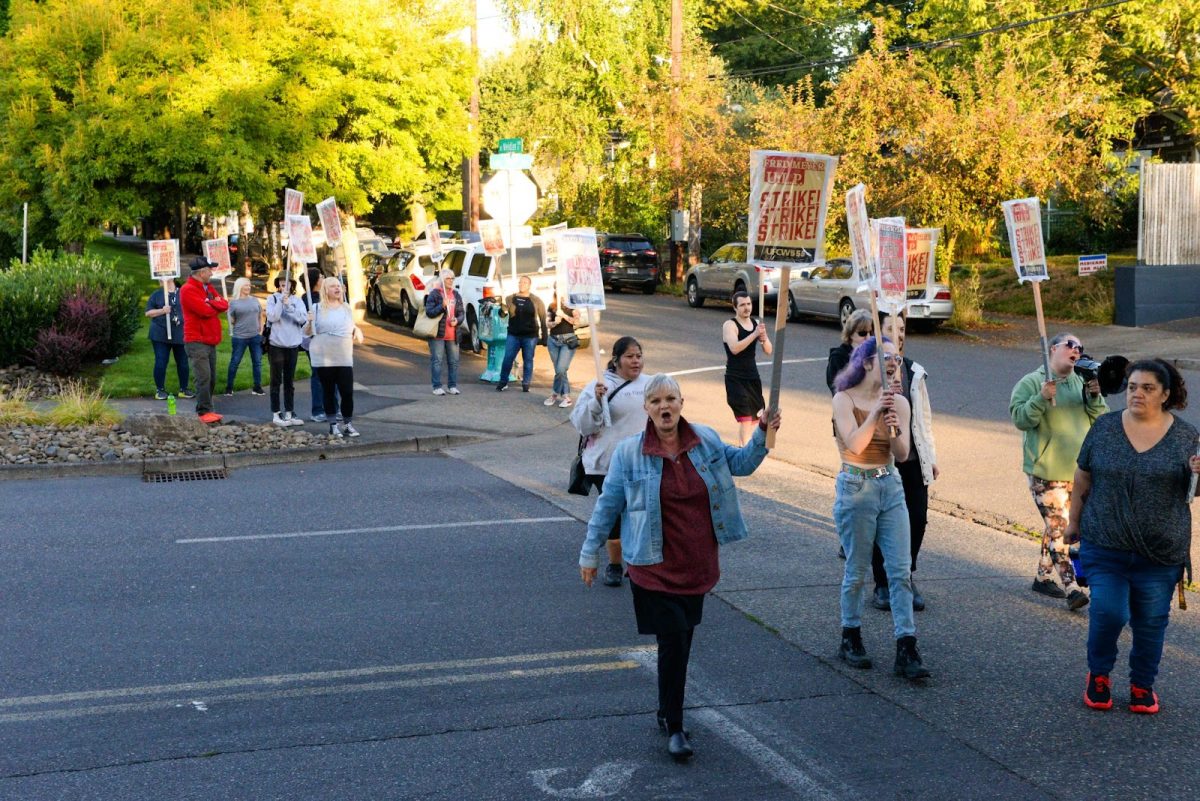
[724,317,760,380]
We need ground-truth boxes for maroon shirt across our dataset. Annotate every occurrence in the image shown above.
[626,419,720,595]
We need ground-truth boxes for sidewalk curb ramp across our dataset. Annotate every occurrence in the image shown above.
[0,434,488,482]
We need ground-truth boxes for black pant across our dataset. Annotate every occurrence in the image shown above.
[586,474,621,540]
[316,366,354,422]
[657,629,694,735]
[269,346,299,414]
[873,458,927,588]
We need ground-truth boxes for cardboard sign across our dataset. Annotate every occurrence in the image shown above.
[425,222,443,262]
[479,220,506,256]
[541,222,569,294]
[871,217,907,313]
[148,239,180,280]
[286,215,318,263]
[905,228,939,299]
[561,228,605,310]
[284,188,304,217]
[316,197,342,248]
[845,184,874,291]
[1001,197,1048,283]
[202,238,233,279]
[1078,254,1107,275]
[748,150,838,268]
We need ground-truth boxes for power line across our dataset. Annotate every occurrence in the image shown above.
[717,0,1136,80]
[712,0,914,50]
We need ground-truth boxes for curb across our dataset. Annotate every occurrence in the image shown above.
[1174,358,1200,372]
[0,434,488,482]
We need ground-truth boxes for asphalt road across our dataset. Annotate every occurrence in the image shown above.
[0,456,1050,800]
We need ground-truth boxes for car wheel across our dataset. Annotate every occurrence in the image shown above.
[367,288,381,318]
[787,291,798,322]
[912,319,944,333]
[401,293,417,328]
[467,310,481,353]
[686,278,704,308]
[839,298,856,326]
[641,283,656,295]
[734,281,747,308]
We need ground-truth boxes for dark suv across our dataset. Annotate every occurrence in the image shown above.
[598,233,659,294]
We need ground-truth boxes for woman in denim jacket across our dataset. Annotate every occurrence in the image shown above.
[579,373,780,762]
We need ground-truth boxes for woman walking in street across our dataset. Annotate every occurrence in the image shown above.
[305,277,364,438]
[1072,359,1200,714]
[224,277,265,396]
[579,373,780,761]
[497,275,548,392]
[723,291,772,445]
[831,336,931,680]
[545,289,581,408]
[266,274,308,426]
[570,336,651,588]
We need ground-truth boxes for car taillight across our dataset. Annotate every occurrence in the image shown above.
[411,274,426,291]
[753,265,775,273]
[604,266,616,272]
[602,248,620,255]
[935,290,951,300]
[644,250,656,257]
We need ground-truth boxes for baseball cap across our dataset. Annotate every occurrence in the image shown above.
[189,256,217,272]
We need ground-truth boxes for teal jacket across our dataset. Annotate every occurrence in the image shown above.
[579,422,768,569]
[1009,367,1107,481]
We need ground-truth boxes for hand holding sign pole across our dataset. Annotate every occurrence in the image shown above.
[148,240,181,340]
[1002,198,1054,404]
[748,150,838,448]
[872,216,907,437]
[846,185,888,408]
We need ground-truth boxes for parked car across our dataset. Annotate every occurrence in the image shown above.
[369,248,454,327]
[786,258,953,331]
[683,242,781,311]
[597,233,659,294]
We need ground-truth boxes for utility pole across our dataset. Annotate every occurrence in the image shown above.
[461,0,481,232]
[669,0,684,284]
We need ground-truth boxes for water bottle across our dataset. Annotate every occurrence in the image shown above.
[167,394,176,415]
[1069,544,1086,588]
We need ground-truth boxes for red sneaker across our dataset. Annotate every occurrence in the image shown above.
[1084,673,1112,710]
[1129,684,1159,714]
[198,412,223,424]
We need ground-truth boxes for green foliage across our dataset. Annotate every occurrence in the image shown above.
[44,380,122,427]
[0,249,142,366]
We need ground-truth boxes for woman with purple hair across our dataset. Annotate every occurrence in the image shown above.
[831,336,931,680]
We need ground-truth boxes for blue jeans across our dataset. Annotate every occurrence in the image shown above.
[547,336,576,397]
[833,470,915,639]
[306,350,339,417]
[428,338,460,389]
[499,334,537,388]
[1081,543,1183,688]
[152,340,189,393]
[226,335,263,391]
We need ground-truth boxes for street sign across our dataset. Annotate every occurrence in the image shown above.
[482,170,538,225]
[1078,254,1107,275]
[498,137,523,154]
[489,152,534,171]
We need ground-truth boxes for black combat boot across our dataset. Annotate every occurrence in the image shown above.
[838,627,872,669]
[894,635,931,680]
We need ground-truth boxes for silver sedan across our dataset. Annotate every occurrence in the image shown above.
[787,258,953,331]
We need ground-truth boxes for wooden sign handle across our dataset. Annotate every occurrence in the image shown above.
[1031,281,1054,406]
[866,292,899,438]
[587,307,611,427]
[765,267,791,449]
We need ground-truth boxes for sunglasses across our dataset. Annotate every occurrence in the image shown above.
[882,354,903,363]
[1059,340,1083,351]
[852,329,871,337]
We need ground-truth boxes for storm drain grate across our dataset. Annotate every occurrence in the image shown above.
[143,468,228,483]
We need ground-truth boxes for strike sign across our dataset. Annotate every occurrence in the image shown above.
[561,228,605,310]
[1001,198,1048,283]
[871,217,907,313]
[284,188,304,217]
[905,228,939,299]
[845,184,874,291]
[148,239,180,280]
[317,197,342,248]
[286,215,318,264]
[748,150,838,267]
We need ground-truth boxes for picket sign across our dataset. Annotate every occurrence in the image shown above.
[148,239,181,340]
[1002,197,1053,403]
[747,150,838,448]
[560,228,611,425]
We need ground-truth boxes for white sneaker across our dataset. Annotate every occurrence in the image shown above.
[272,412,287,427]
[329,423,343,439]
[447,387,461,395]
[342,422,360,438]
[284,412,304,426]
[544,395,559,406]
[432,387,446,396]
[559,396,573,408]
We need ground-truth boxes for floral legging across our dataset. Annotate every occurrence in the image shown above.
[1027,474,1078,588]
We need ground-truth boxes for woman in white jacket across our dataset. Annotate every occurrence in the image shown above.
[871,316,940,612]
[570,336,651,588]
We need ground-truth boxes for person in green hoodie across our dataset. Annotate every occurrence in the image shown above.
[1010,332,1107,610]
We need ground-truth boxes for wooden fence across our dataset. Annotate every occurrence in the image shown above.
[1139,161,1200,265]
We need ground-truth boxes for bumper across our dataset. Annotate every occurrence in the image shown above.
[905,299,953,320]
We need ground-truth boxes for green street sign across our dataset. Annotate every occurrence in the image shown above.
[489,152,534,171]
[498,137,524,154]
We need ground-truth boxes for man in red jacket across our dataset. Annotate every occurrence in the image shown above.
[179,256,230,423]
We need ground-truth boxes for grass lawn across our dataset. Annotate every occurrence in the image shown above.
[83,238,309,398]
[954,252,1134,325]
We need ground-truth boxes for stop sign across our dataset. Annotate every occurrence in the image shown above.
[482,170,538,225]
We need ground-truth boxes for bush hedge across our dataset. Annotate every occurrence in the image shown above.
[0,250,142,367]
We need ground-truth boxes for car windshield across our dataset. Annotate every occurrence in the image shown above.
[605,238,652,252]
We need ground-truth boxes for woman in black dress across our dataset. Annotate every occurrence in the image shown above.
[723,291,772,445]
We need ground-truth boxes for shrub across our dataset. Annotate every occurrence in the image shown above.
[948,266,984,329]
[56,290,112,362]
[0,385,46,426]
[45,380,122,427]
[30,326,91,376]
[0,249,141,366]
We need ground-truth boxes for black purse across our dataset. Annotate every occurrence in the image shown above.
[566,379,632,496]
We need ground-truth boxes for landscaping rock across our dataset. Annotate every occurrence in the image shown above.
[122,413,208,442]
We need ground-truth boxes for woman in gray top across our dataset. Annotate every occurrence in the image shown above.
[1070,359,1200,714]
[305,278,364,438]
[224,277,265,396]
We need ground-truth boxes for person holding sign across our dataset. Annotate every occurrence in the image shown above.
[305,278,364,438]
[723,291,773,446]
[831,337,930,680]
[1069,360,1199,713]
[579,373,781,761]
[1010,333,1107,610]
[546,288,582,408]
[144,277,192,401]
[179,257,230,424]
[266,275,308,427]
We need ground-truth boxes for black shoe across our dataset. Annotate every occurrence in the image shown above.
[871,586,891,611]
[838,627,872,669]
[603,563,623,587]
[251,386,265,396]
[911,580,926,612]
[522,383,530,392]
[656,713,668,734]
[837,545,846,560]
[496,383,508,392]
[894,635,931,680]
[667,732,693,761]
[1032,578,1066,599]
[1067,589,1090,611]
